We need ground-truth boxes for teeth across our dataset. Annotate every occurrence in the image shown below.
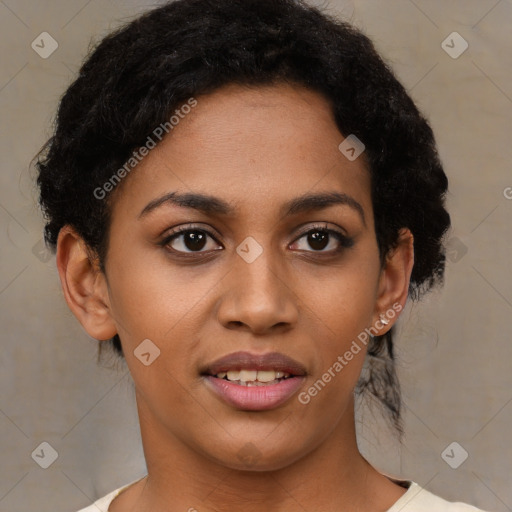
[226,370,240,381]
[256,370,277,383]
[239,369,257,381]
[215,370,291,383]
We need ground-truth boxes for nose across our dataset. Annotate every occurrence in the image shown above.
[216,249,299,335]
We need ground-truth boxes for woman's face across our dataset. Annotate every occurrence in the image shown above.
[78,83,405,470]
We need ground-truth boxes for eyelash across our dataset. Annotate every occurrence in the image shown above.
[160,223,354,258]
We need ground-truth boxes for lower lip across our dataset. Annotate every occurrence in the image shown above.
[204,375,306,411]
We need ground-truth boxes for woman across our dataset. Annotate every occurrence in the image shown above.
[36,0,488,510]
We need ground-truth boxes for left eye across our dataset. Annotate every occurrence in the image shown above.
[291,228,352,252]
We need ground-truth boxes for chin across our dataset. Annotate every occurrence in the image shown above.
[202,438,310,473]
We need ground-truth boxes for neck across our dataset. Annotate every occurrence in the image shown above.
[119,392,405,512]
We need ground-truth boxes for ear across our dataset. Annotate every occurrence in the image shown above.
[372,228,414,334]
[56,225,117,341]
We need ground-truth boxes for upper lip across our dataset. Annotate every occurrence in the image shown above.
[202,351,307,376]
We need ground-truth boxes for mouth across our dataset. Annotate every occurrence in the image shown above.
[201,351,307,411]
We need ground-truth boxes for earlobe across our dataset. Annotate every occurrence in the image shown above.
[373,228,414,333]
[56,226,117,341]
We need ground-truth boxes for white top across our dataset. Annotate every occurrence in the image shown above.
[76,475,489,512]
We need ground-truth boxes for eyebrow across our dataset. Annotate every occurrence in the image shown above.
[138,190,366,225]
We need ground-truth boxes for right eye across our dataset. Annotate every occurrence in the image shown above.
[161,226,223,254]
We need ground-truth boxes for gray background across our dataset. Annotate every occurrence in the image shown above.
[1,1,511,511]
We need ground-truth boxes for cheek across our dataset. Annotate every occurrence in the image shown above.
[297,253,380,386]
[302,255,381,333]
[105,246,202,342]
[296,290,371,419]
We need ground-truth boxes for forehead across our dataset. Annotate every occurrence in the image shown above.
[109,83,372,223]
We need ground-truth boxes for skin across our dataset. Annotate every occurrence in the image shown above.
[57,83,414,511]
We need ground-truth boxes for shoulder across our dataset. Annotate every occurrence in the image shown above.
[74,479,138,512]
[387,481,490,512]
[75,477,490,512]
